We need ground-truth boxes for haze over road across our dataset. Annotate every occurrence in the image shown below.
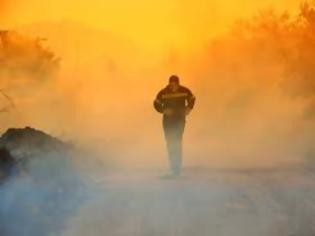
[63,166,315,236]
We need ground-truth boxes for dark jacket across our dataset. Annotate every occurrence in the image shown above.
[154,85,195,121]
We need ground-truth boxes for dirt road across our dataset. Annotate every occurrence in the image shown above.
[63,166,315,236]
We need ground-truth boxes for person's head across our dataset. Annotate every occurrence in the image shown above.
[168,75,180,91]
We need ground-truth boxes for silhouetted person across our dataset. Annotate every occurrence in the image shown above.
[154,75,196,177]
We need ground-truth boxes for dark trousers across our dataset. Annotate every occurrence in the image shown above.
[163,118,185,175]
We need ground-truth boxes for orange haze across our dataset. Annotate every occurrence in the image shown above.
[1,0,313,170]
[1,0,300,50]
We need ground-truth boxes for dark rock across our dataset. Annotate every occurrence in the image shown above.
[0,148,15,181]
[0,127,71,181]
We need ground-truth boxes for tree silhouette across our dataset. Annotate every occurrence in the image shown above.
[0,30,60,112]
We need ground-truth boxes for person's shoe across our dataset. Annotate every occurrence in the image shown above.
[160,173,178,180]
[160,171,181,180]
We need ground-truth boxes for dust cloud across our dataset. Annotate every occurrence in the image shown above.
[1,2,314,169]
[1,1,315,236]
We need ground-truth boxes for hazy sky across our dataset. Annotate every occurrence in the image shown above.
[2,0,300,49]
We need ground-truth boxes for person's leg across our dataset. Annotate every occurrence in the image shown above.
[163,120,176,175]
[172,120,185,176]
[163,119,185,176]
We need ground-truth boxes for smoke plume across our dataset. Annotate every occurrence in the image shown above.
[0,1,315,235]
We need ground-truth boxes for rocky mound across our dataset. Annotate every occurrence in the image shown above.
[0,127,95,236]
[0,127,71,181]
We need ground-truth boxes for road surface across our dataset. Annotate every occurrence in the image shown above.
[63,165,315,236]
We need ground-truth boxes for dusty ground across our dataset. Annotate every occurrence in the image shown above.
[63,165,315,236]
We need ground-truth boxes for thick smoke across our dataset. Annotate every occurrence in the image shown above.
[0,155,91,236]
[2,3,315,169]
[1,2,315,236]
[0,128,106,236]
[0,30,59,132]
[179,3,315,168]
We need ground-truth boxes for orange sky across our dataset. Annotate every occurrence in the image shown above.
[2,0,300,50]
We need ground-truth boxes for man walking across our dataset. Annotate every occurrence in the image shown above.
[154,75,196,177]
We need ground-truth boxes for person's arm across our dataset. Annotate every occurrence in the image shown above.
[187,89,196,109]
[154,90,164,113]
[186,88,196,114]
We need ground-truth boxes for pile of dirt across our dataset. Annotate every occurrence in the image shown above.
[0,127,71,181]
[0,148,15,181]
[0,127,96,236]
